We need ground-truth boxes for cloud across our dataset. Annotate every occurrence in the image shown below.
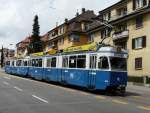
[0,0,119,49]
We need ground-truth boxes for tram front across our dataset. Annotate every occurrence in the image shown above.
[108,55,127,94]
[100,46,128,95]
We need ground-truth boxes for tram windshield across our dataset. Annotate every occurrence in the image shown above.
[110,57,127,71]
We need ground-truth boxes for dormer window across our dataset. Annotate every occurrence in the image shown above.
[117,7,127,17]
[102,11,111,21]
[133,0,147,10]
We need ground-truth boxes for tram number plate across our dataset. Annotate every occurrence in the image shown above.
[114,54,124,57]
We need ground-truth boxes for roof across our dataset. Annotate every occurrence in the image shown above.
[41,33,49,42]
[47,9,97,40]
[16,36,32,49]
[99,0,126,14]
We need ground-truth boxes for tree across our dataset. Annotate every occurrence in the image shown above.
[28,15,43,54]
[1,46,4,68]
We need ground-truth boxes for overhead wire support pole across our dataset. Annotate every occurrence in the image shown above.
[92,17,114,49]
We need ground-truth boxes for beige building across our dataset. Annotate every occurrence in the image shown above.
[88,0,150,83]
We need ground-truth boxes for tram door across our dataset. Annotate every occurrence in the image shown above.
[61,56,69,84]
[88,55,97,89]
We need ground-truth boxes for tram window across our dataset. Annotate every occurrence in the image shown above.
[24,61,28,66]
[28,60,32,66]
[90,56,97,69]
[6,61,10,66]
[16,61,19,66]
[38,59,42,67]
[69,56,77,68]
[51,58,56,68]
[77,55,86,68]
[110,57,127,71]
[17,60,22,66]
[62,57,68,68]
[98,57,109,69]
[47,59,51,67]
[32,59,36,67]
[12,61,14,66]
[35,59,39,67]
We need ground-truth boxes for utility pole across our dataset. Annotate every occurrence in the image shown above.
[1,46,4,68]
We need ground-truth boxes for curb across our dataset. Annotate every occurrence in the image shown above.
[128,82,150,88]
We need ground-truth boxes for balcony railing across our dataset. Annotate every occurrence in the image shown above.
[112,30,129,40]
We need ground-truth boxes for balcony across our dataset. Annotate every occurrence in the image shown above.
[112,30,129,40]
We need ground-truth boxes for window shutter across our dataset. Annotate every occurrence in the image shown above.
[108,28,111,37]
[133,0,136,10]
[142,36,146,48]
[101,30,104,39]
[108,12,111,20]
[143,0,147,6]
[132,39,135,49]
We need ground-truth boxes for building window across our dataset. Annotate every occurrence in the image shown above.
[117,7,127,17]
[59,38,64,45]
[69,35,80,42]
[136,16,143,28]
[102,11,111,21]
[133,0,147,10]
[101,28,111,39]
[135,57,142,69]
[132,36,146,49]
[88,34,94,43]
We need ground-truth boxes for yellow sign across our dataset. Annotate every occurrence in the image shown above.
[63,43,97,53]
[31,52,44,56]
[47,49,57,55]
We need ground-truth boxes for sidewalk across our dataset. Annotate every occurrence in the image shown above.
[0,68,5,72]
[128,82,150,88]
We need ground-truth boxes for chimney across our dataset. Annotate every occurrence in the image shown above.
[65,18,68,23]
[82,8,86,13]
[76,12,79,16]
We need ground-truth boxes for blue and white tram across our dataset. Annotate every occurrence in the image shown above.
[5,46,128,93]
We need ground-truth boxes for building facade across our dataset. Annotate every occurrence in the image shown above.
[43,8,97,52]
[88,0,150,83]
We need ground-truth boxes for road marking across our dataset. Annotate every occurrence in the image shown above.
[3,81,9,85]
[14,86,23,92]
[3,76,11,80]
[95,96,106,100]
[137,106,150,111]
[32,95,48,103]
[112,99,128,105]
[130,96,143,99]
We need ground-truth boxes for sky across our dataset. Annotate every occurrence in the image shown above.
[0,0,119,49]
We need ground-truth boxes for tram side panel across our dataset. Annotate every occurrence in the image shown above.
[44,56,59,82]
[95,71,111,90]
[17,67,29,77]
[28,58,44,80]
[63,69,88,87]
[44,68,59,82]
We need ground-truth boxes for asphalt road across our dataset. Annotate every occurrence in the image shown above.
[0,70,150,113]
